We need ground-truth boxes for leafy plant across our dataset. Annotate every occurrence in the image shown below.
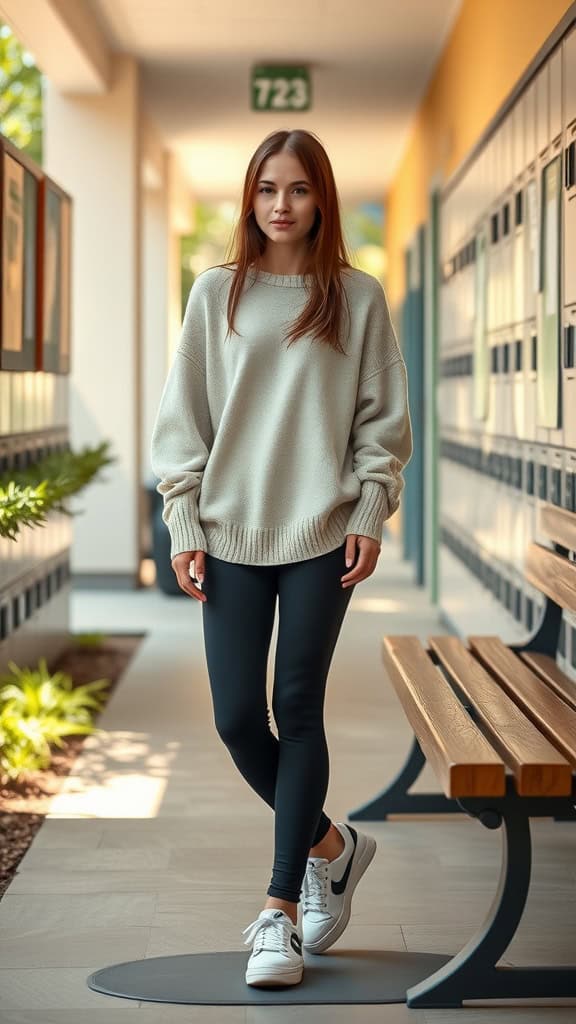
[0,441,116,541]
[73,632,106,649]
[0,656,110,782]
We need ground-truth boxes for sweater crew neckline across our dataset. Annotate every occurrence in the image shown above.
[245,267,313,288]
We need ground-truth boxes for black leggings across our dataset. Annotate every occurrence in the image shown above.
[200,540,356,903]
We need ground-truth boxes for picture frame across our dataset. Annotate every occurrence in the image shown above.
[40,174,72,374]
[0,139,42,371]
[0,135,72,376]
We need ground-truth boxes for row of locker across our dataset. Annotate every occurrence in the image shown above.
[438,312,576,443]
[0,435,70,475]
[440,437,576,510]
[441,520,541,629]
[0,560,70,643]
[437,18,576,653]
[0,558,71,674]
[440,519,576,681]
[0,507,72,593]
[441,26,576,254]
[441,154,575,342]
[0,370,69,435]
[439,451,575,573]
[0,432,73,593]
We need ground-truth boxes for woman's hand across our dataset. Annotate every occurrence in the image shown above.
[171,550,207,601]
[341,534,381,588]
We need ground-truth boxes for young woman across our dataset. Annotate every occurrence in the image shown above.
[150,128,413,988]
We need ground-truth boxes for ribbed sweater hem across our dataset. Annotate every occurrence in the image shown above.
[201,500,358,565]
[166,482,396,564]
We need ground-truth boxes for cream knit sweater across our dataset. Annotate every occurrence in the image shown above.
[150,264,413,565]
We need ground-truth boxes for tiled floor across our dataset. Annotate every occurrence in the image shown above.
[1,534,575,1022]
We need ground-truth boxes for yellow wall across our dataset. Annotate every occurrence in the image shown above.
[385,0,573,308]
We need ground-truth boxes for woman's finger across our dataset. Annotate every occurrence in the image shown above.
[341,555,377,586]
[177,575,206,601]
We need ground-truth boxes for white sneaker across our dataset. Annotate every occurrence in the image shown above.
[302,822,376,954]
[243,908,304,987]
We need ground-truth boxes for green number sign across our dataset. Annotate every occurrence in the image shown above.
[251,67,311,112]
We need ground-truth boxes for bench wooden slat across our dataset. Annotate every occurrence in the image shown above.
[468,635,576,766]
[539,503,576,553]
[524,542,576,615]
[519,652,576,713]
[429,636,573,796]
[382,636,506,799]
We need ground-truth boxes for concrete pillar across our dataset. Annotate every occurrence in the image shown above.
[43,54,142,584]
[140,133,195,560]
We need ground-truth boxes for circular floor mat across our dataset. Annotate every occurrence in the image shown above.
[87,948,451,1005]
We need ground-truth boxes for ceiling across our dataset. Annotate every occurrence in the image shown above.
[86,0,463,204]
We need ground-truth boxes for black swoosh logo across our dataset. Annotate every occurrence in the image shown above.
[290,932,302,954]
[331,825,358,895]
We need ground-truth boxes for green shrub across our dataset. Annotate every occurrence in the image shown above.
[0,441,116,541]
[73,632,106,648]
[0,656,110,782]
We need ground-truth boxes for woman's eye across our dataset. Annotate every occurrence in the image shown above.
[258,187,308,194]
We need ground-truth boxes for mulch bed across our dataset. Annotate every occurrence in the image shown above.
[0,633,143,901]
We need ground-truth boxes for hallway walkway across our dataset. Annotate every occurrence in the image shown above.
[1,534,575,1022]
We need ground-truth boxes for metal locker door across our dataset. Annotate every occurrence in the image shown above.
[513,179,525,337]
[525,79,537,171]
[563,307,576,447]
[550,47,562,143]
[525,320,537,443]
[512,324,525,440]
[502,333,514,436]
[513,97,525,188]
[536,63,550,159]
[564,123,576,307]
[563,26,576,131]
[524,177,539,321]
[502,191,514,330]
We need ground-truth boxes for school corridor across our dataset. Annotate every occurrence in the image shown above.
[1,0,576,1015]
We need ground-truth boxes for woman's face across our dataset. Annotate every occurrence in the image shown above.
[252,151,318,248]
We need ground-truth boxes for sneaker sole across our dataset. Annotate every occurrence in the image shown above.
[303,832,377,954]
[246,963,303,986]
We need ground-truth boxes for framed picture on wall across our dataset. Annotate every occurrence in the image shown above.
[23,167,39,356]
[40,175,72,374]
[0,139,41,371]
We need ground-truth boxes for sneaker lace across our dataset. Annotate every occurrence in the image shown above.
[302,859,329,912]
[242,915,292,952]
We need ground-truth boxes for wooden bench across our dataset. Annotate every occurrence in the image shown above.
[349,502,576,1007]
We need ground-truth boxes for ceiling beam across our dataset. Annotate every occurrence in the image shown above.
[0,0,113,93]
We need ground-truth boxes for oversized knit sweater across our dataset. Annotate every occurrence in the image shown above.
[150,264,413,565]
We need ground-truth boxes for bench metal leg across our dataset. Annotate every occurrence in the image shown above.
[508,593,563,658]
[406,798,576,1008]
[348,736,459,821]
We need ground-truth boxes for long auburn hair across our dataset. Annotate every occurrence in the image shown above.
[214,129,355,354]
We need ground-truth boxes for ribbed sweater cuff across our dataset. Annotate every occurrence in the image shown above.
[345,480,391,541]
[165,490,207,559]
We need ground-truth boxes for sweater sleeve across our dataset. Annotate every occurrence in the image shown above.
[149,282,213,560]
[345,354,413,542]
